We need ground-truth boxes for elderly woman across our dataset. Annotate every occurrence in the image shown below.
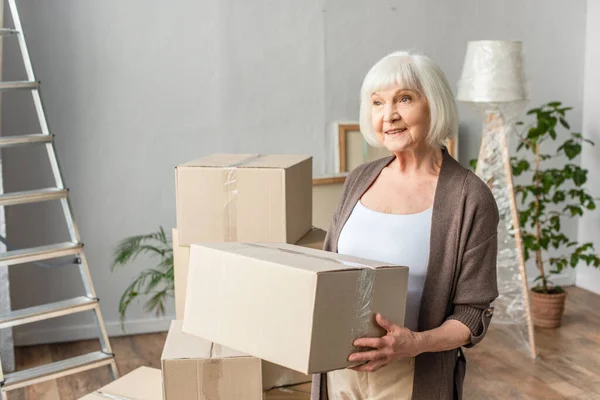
[311,51,499,400]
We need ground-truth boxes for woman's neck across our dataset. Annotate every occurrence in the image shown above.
[389,145,443,176]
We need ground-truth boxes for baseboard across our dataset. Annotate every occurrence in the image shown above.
[13,315,175,347]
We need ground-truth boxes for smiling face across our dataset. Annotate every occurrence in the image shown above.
[371,85,430,153]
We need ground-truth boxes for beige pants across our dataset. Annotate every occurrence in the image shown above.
[327,358,415,400]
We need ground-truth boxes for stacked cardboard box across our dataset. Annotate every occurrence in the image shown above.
[162,321,313,399]
[182,242,409,374]
[174,226,326,319]
[162,321,263,399]
[170,153,318,397]
[175,154,313,246]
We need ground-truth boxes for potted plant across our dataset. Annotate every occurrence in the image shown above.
[111,226,174,328]
[510,101,600,328]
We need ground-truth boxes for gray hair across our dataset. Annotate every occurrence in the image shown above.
[359,51,459,149]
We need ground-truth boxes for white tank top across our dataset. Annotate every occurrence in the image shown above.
[337,200,432,331]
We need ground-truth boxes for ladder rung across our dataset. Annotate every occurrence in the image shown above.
[0,296,98,329]
[0,188,68,207]
[1,351,114,391]
[0,242,83,266]
[0,81,40,91]
[0,134,53,148]
[0,28,19,36]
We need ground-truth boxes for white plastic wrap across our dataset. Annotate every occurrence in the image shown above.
[350,267,376,348]
[476,110,536,358]
[457,41,528,104]
[458,40,536,358]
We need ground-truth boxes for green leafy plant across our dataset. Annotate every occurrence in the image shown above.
[511,102,600,294]
[111,227,174,326]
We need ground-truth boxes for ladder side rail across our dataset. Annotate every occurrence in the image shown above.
[7,0,80,243]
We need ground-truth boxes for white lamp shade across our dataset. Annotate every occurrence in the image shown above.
[456,41,527,103]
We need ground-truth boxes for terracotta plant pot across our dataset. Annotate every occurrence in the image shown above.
[529,290,566,328]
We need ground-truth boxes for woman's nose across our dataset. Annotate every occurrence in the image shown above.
[384,106,401,123]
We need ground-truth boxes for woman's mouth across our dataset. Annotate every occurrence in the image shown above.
[385,128,407,135]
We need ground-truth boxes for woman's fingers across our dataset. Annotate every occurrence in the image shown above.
[349,357,388,372]
[348,349,385,362]
[353,337,383,348]
[375,313,399,332]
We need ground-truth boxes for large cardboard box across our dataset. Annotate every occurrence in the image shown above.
[182,242,409,374]
[79,367,161,400]
[175,154,312,246]
[173,227,326,319]
[162,321,262,400]
[162,321,309,399]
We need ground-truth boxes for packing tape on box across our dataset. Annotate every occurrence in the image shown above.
[202,358,224,399]
[235,243,377,349]
[223,154,263,242]
[196,342,222,399]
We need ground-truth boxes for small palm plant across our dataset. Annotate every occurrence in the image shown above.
[111,227,174,327]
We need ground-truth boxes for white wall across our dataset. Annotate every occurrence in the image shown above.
[1,0,587,344]
[577,0,600,295]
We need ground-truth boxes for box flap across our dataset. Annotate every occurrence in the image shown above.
[190,242,398,273]
[180,154,310,169]
[162,320,249,361]
[78,367,162,400]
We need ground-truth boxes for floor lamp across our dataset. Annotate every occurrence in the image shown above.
[457,41,537,358]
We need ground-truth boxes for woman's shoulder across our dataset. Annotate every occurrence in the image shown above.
[440,154,496,209]
[439,155,499,224]
[458,169,500,234]
[463,170,498,213]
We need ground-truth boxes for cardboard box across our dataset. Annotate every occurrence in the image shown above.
[295,227,326,250]
[173,227,327,319]
[79,367,162,400]
[162,320,262,400]
[175,154,312,246]
[182,242,409,374]
[162,321,309,399]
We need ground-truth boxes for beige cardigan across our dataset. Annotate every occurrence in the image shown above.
[311,149,499,400]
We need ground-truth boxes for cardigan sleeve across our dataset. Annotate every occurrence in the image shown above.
[446,233,499,347]
[446,173,500,347]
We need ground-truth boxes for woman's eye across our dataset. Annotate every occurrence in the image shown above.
[372,100,382,106]
[400,96,411,103]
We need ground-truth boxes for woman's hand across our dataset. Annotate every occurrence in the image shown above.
[347,313,422,372]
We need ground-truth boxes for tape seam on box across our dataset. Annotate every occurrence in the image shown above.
[222,154,262,241]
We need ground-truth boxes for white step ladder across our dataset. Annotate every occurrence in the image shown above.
[0,0,118,397]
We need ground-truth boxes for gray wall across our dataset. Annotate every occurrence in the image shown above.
[577,0,600,295]
[1,0,588,344]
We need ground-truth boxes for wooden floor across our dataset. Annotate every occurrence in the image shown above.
[4,287,600,399]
